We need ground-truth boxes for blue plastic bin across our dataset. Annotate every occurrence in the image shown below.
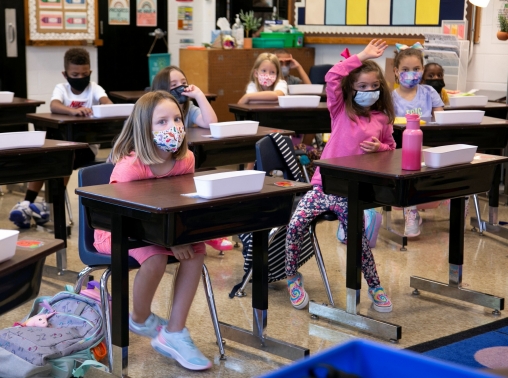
[260,340,497,378]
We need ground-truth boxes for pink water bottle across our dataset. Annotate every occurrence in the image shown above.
[401,114,423,170]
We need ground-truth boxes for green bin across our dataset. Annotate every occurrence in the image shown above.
[260,32,293,48]
[252,38,285,48]
[148,53,171,86]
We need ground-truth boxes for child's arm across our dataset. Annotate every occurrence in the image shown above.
[288,56,311,84]
[182,85,217,128]
[50,99,92,116]
[360,124,396,153]
[238,90,284,104]
[99,96,113,105]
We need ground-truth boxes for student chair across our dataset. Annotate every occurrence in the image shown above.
[73,163,225,371]
[235,135,336,307]
[309,64,333,85]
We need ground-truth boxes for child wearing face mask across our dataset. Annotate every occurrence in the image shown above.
[9,47,112,229]
[422,62,449,105]
[94,91,212,371]
[151,66,217,129]
[285,40,396,313]
[391,44,444,237]
[274,49,311,85]
[238,52,287,104]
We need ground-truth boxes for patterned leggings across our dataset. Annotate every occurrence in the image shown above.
[285,185,380,288]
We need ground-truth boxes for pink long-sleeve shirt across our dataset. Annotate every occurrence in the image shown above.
[311,55,396,186]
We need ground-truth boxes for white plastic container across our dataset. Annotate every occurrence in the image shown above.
[209,121,259,138]
[92,104,134,117]
[0,91,14,103]
[0,230,19,264]
[423,144,478,168]
[0,131,46,150]
[434,110,485,125]
[194,170,266,199]
[448,95,488,108]
[288,84,324,95]
[278,95,321,108]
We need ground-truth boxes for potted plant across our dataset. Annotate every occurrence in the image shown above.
[239,10,262,49]
[497,13,508,40]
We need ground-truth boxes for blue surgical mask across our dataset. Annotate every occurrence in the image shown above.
[399,71,422,89]
[169,85,188,104]
[354,90,380,107]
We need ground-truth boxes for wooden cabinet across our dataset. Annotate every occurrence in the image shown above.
[180,47,315,122]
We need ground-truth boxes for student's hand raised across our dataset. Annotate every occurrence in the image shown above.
[360,136,381,153]
[170,244,195,260]
[357,39,388,62]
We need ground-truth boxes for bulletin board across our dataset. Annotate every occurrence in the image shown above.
[25,0,99,45]
[295,0,467,36]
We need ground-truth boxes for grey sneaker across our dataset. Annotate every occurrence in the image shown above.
[129,313,168,339]
[9,201,33,228]
[29,201,50,226]
[404,209,421,237]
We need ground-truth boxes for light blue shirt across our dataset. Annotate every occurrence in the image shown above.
[184,102,201,128]
[392,84,444,118]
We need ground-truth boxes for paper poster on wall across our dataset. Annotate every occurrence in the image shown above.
[39,11,64,29]
[64,0,87,10]
[39,0,62,9]
[137,0,157,27]
[109,0,130,25]
[492,0,508,43]
[177,6,192,30]
[65,12,87,29]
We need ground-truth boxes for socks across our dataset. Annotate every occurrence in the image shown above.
[24,189,38,203]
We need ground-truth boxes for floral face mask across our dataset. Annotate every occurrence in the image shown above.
[257,72,276,87]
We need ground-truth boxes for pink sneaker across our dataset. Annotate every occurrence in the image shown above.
[205,238,233,252]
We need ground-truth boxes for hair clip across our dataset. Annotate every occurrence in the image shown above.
[395,42,424,52]
[340,48,351,59]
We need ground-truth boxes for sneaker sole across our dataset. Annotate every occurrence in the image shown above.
[367,291,393,313]
[129,324,159,339]
[9,213,31,229]
[404,230,420,237]
[151,337,212,371]
[291,291,309,310]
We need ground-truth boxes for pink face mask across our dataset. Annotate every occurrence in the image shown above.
[257,73,276,87]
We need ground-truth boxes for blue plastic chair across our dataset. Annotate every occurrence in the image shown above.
[309,64,333,85]
[73,163,225,370]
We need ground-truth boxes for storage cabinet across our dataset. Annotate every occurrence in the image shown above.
[180,47,315,122]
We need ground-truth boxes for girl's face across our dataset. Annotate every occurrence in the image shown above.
[423,65,444,81]
[395,55,422,79]
[353,71,380,92]
[255,60,277,80]
[169,70,188,90]
[152,99,184,133]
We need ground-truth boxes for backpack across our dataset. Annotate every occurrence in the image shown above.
[0,291,108,378]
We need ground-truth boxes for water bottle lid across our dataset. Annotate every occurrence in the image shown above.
[405,113,420,121]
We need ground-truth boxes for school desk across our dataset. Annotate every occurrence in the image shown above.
[109,91,218,105]
[445,102,508,119]
[0,97,45,133]
[0,139,88,276]
[76,172,312,376]
[313,150,508,341]
[186,126,294,169]
[229,102,331,134]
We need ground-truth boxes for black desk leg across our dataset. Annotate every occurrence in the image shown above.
[50,178,67,271]
[111,213,130,376]
[411,197,504,313]
[219,229,309,361]
[309,180,402,341]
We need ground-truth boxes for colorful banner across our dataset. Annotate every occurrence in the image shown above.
[137,0,157,27]
[109,0,130,25]
[177,6,192,30]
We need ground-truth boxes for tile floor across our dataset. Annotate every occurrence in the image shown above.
[1,151,508,377]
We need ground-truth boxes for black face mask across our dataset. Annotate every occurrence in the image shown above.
[66,74,91,92]
[169,85,188,104]
[424,79,445,96]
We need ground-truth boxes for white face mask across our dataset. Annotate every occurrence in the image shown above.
[152,125,186,153]
[281,66,290,77]
[353,90,380,107]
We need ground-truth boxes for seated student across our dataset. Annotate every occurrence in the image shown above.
[421,62,449,106]
[9,48,112,229]
[274,49,311,85]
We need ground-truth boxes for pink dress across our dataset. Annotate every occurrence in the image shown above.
[93,151,206,264]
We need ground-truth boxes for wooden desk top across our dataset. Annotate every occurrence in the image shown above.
[0,139,89,157]
[229,102,329,113]
[393,116,508,130]
[26,113,128,124]
[109,91,218,102]
[76,171,311,214]
[186,126,294,145]
[0,97,45,108]
[0,239,64,277]
[315,150,508,180]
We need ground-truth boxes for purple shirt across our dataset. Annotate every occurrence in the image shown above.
[391,84,444,118]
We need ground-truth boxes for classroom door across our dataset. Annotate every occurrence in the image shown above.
[0,0,27,97]
[97,0,168,92]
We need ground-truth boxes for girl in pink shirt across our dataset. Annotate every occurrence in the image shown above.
[94,91,211,371]
[286,40,396,313]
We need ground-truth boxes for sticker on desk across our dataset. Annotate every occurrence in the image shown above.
[17,240,45,249]
[274,181,295,187]
[181,192,201,198]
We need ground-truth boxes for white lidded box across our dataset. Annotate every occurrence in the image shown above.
[0,91,14,103]
[209,121,259,138]
[0,230,19,264]
[92,104,134,118]
[448,95,488,108]
[288,84,324,95]
[278,95,320,108]
[423,144,478,168]
[194,170,266,199]
[434,110,485,125]
[0,131,46,151]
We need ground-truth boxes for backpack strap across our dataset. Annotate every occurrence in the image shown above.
[72,360,109,377]
[268,132,305,183]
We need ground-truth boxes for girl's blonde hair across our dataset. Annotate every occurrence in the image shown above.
[151,66,190,116]
[249,52,282,92]
[340,60,395,124]
[109,90,188,165]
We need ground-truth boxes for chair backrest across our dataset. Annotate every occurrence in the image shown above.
[78,163,115,266]
[255,136,301,181]
[309,64,333,85]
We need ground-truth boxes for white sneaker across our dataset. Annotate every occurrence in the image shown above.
[404,209,421,237]
[9,201,33,228]
[29,201,50,226]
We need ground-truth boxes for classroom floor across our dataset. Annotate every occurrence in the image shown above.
[1,151,508,377]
